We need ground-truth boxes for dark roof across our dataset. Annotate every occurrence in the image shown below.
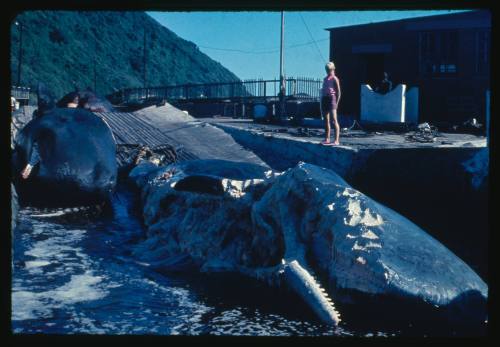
[325,9,490,31]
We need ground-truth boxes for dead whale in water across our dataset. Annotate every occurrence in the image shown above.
[12,86,117,207]
[128,159,487,327]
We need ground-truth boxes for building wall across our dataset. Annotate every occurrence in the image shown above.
[328,10,490,124]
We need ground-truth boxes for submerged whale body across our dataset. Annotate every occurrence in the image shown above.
[12,87,117,207]
[129,159,487,327]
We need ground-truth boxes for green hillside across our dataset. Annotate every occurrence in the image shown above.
[10,11,240,98]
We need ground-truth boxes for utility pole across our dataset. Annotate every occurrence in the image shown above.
[16,21,23,86]
[143,28,147,89]
[279,11,286,118]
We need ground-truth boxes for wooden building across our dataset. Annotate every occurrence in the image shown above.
[327,10,491,125]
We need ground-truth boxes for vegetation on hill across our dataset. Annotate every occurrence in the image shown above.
[10,11,240,98]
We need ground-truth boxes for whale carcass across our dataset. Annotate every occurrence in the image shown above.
[12,87,117,207]
[128,159,487,327]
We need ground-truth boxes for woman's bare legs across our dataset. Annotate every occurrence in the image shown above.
[332,109,340,145]
[324,112,331,142]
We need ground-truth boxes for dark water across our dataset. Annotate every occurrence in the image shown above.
[11,186,482,336]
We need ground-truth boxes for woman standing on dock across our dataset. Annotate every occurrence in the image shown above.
[321,62,341,145]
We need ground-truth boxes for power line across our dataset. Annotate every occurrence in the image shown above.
[198,46,276,54]
[289,37,329,48]
[198,37,329,55]
[298,13,326,63]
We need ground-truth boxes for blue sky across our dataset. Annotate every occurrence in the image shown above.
[148,10,469,81]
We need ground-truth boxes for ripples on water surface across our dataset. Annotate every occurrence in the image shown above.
[11,186,476,337]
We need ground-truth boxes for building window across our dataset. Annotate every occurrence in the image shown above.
[439,64,457,73]
[475,31,490,74]
[419,31,458,76]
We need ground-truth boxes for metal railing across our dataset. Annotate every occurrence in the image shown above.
[111,77,322,104]
[11,86,31,100]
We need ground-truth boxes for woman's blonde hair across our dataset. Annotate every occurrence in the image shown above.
[325,62,335,71]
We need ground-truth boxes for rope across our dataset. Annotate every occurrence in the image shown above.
[347,119,364,131]
[404,123,439,143]
[198,37,329,55]
[298,13,326,64]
